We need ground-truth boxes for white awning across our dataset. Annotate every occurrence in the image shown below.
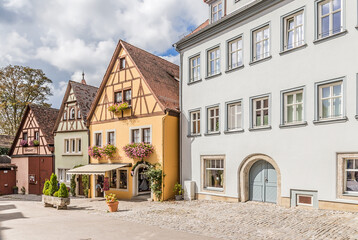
[67,163,130,175]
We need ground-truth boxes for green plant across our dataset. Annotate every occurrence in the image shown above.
[12,186,18,190]
[82,175,89,198]
[21,186,25,194]
[53,191,59,197]
[144,164,165,201]
[123,142,154,160]
[33,140,40,146]
[42,180,50,194]
[44,189,50,196]
[0,147,9,155]
[70,175,76,197]
[58,183,69,198]
[105,193,118,203]
[173,183,184,196]
[49,173,58,196]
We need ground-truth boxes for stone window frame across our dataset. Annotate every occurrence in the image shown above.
[337,153,358,200]
[200,155,226,194]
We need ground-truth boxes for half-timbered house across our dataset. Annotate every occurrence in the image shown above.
[9,104,59,194]
[69,40,180,201]
[53,78,98,195]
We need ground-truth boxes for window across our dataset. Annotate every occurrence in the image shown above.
[120,58,126,70]
[132,129,140,143]
[207,107,220,133]
[212,1,223,23]
[70,108,75,120]
[95,132,102,147]
[317,0,342,39]
[227,102,242,130]
[253,25,270,61]
[228,38,243,70]
[253,97,270,128]
[70,139,76,153]
[77,138,81,153]
[107,131,115,145]
[63,111,67,120]
[35,131,39,141]
[114,91,122,104]
[283,11,304,50]
[124,89,132,106]
[119,170,128,189]
[65,139,70,153]
[189,55,201,82]
[142,128,151,144]
[190,111,201,135]
[58,169,70,183]
[203,158,224,191]
[110,170,117,188]
[23,132,28,141]
[207,47,220,77]
[345,159,358,193]
[77,109,81,119]
[318,81,342,120]
[284,90,304,124]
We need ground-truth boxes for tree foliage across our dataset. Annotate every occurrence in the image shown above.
[0,65,52,135]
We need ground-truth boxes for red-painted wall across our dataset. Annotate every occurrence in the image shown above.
[0,169,16,195]
[28,156,53,195]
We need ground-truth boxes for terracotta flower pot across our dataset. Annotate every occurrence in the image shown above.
[107,201,119,212]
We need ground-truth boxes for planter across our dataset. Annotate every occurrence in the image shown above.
[13,188,18,194]
[107,201,119,212]
[175,195,183,201]
[42,195,70,210]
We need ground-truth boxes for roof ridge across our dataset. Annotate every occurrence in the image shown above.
[70,80,98,89]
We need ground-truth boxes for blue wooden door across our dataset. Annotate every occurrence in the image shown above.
[249,160,277,203]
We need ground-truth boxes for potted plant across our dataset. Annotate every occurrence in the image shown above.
[105,193,119,212]
[33,140,40,146]
[12,186,18,194]
[20,186,25,195]
[42,174,70,210]
[173,183,184,201]
[20,140,28,147]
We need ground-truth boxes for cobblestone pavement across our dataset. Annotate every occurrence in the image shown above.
[2,194,358,240]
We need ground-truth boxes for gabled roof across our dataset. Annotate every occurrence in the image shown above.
[87,40,179,122]
[53,80,98,132]
[9,104,59,155]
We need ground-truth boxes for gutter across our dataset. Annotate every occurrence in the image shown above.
[161,112,169,201]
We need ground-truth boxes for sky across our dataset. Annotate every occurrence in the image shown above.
[0,0,208,108]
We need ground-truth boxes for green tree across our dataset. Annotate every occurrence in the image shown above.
[0,65,52,135]
[49,173,58,196]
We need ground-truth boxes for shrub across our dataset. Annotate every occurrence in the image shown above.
[33,140,40,146]
[44,189,50,196]
[53,191,59,197]
[144,164,165,201]
[43,180,50,194]
[58,183,69,198]
[82,175,89,198]
[70,175,76,197]
[173,183,184,196]
[48,173,58,196]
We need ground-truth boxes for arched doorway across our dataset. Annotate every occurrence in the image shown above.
[238,154,281,204]
[249,160,277,203]
[132,164,150,196]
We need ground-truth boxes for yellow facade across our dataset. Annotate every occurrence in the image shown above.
[88,41,179,201]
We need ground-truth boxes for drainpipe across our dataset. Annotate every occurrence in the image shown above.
[161,112,168,201]
[179,52,183,185]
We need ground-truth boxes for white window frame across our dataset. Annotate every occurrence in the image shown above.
[296,194,313,207]
[106,130,116,145]
[70,139,76,153]
[76,138,82,153]
[316,0,343,39]
[252,24,270,62]
[318,81,343,120]
[93,131,103,147]
[228,36,243,70]
[207,47,221,77]
[129,126,152,144]
[189,110,201,135]
[189,55,201,83]
[142,128,151,144]
[226,100,243,131]
[70,108,75,120]
[207,106,220,134]
[64,139,70,154]
[251,96,270,128]
[58,168,70,183]
[211,1,223,23]
[283,9,305,51]
[283,89,304,125]
[201,155,225,192]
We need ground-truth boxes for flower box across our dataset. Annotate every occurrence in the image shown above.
[42,195,70,210]
[108,102,130,114]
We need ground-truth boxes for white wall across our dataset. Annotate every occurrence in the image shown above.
[181,0,358,201]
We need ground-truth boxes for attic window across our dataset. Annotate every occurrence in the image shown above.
[23,132,28,141]
[77,109,81,119]
[120,58,126,70]
[63,111,67,120]
[70,108,75,120]
[212,1,223,23]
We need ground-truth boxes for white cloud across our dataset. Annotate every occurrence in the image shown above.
[160,55,180,65]
[0,31,33,65]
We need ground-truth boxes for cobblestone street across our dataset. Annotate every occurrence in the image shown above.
[3,195,357,240]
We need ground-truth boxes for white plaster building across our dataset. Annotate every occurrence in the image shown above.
[175,0,358,210]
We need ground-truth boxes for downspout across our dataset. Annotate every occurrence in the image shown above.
[179,51,183,185]
[161,111,169,201]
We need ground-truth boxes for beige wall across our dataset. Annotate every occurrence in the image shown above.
[12,157,28,194]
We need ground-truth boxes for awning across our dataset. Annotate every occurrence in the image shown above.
[67,163,130,175]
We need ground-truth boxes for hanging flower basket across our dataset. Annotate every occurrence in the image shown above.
[123,142,154,160]
[108,102,130,114]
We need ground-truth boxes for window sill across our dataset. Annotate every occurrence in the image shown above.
[204,131,221,136]
[249,126,272,132]
[313,116,348,125]
[62,153,83,156]
[187,134,202,138]
[279,121,308,129]
[249,56,272,66]
[279,43,307,56]
[225,65,244,74]
[187,79,202,85]
[343,192,358,197]
[313,30,348,44]
[203,187,224,193]
[224,129,244,134]
[205,72,222,80]
[109,188,128,192]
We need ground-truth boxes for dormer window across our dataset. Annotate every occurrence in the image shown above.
[77,109,81,119]
[70,108,75,120]
[212,1,223,23]
[63,111,67,120]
